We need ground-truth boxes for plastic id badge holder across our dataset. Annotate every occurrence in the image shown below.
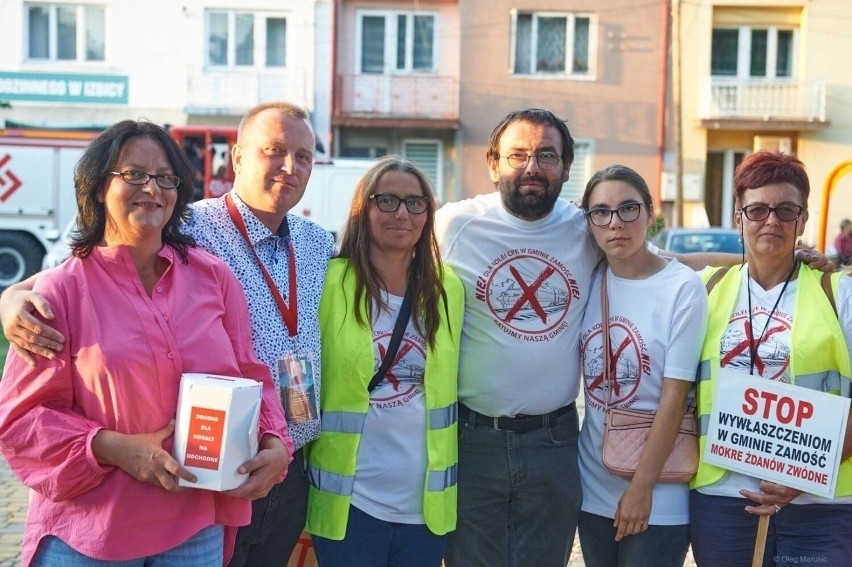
[278,352,319,424]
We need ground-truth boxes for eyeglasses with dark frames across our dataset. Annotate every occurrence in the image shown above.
[110,170,181,189]
[500,152,561,170]
[370,193,429,214]
[585,202,644,227]
[738,204,803,222]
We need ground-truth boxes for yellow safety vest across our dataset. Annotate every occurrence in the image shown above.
[692,264,852,496]
[305,258,463,539]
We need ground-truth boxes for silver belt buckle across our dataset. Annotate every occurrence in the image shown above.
[493,416,500,430]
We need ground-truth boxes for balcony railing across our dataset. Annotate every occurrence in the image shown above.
[701,78,826,122]
[335,74,458,121]
[185,66,309,114]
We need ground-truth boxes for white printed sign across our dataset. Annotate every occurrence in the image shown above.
[704,368,850,498]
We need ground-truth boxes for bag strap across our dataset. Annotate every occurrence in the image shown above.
[367,285,414,393]
[704,266,730,295]
[821,271,838,317]
[601,269,613,412]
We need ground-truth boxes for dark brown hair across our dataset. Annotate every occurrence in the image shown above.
[71,120,195,261]
[486,108,575,165]
[581,164,653,211]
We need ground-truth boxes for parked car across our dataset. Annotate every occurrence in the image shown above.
[652,227,742,254]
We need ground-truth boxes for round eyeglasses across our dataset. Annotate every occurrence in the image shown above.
[585,202,644,227]
[110,170,181,189]
[738,204,803,222]
[370,193,428,214]
[500,152,561,170]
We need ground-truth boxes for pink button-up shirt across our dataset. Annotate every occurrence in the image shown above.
[0,245,291,566]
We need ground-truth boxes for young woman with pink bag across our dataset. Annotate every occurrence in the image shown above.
[577,164,708,567]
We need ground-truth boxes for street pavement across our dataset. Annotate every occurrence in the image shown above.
[0,400,697,566]
[0,458,26,567]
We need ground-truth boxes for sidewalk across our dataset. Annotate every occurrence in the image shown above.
[0,458,26,567]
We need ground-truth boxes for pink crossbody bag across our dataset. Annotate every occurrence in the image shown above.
[599,268,699,483]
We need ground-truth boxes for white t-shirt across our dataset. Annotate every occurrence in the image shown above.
[435,193,602,416]
[697,267,852,505]
[350,293,428,524]
[578,260,708,525]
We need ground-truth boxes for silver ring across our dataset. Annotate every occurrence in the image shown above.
[773,504,782,514]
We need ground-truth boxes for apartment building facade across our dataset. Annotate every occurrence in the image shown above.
[330,0,461,200]
[456,0,671,204]
[0,0,322,143]
[679,0,852,243]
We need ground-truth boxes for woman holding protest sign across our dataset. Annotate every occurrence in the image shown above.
[690,151,852,566]
[576,164,707,567]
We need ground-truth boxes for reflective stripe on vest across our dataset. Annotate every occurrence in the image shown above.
[429,402,458,430]
[427,464,458,492]
[309,463,458,496]
[307,465,354,496]
[322,411,366,434]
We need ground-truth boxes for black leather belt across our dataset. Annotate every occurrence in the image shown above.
[459,403,575,434]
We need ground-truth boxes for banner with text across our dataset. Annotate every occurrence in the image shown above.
[704,369,849,498]
[0,72,128,104]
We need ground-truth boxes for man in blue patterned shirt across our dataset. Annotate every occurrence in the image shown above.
[184,102,333,565]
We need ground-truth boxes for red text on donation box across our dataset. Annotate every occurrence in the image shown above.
[174,373,262,491]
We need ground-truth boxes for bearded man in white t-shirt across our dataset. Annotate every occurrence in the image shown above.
[437,108,599,567]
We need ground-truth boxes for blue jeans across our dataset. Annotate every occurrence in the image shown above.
[311,505,447,567]
[230,448,308,567]
[444,404,581,567]
[690,491,852,567]
[578,511,689,567]
[33,525,223,566]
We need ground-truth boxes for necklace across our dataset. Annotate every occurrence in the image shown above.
[746,263,797,375]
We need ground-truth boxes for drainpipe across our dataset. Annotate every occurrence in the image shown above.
[329,0,339,158]
[655,0,671,217]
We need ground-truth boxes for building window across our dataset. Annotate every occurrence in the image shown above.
[207,11,286,68]
[711,27,795,78]
[26,3,105,62]
[559,141,592,203]
[512,11,594,77]
[403,140,443,200]
[358,10,436,74]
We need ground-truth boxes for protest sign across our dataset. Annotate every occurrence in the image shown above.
[704,368,850,498]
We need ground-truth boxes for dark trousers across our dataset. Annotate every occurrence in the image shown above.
[229,449,308,567]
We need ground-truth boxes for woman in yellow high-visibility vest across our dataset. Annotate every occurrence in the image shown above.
[305,156,463,566]
[690,151,852,566]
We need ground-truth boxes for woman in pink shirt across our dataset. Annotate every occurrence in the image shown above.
[0,121,291,566]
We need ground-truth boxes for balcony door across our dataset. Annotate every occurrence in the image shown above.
[706,150,746,228]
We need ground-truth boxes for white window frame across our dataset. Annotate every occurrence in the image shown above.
[559,139,594,203]
[24,3,106,63]
[711,26,797,79]
[402,139,444,200]
[356,9,439,74]
[205,10,288,69]
[509,10,597,80]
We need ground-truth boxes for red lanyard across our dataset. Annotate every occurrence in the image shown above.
[225,194,298,337]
